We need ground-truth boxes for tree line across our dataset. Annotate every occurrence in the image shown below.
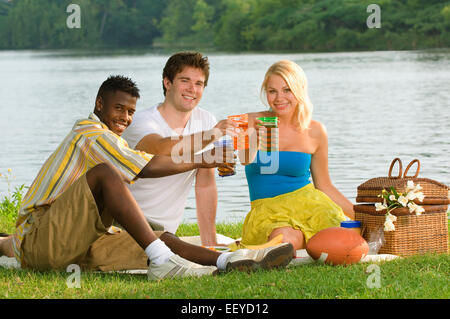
[0,0,449,51]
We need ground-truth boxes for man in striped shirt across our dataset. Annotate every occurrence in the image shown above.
[0,75,294,280]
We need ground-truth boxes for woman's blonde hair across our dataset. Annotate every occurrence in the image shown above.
[261,60,313,130]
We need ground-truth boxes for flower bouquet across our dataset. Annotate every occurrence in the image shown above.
[375,181,425,231]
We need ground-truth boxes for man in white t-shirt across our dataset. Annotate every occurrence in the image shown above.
[123,52,237,246]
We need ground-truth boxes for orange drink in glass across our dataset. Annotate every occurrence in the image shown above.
[228,114,249,150]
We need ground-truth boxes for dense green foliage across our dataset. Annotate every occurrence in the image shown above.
[0,185,23,234]
[0,0,164,49]
[0,0,449,51]
[0,169,24,234]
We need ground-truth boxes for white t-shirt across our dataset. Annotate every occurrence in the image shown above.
[122,104,217,233]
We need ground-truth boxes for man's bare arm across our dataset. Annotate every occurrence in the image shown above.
[195,168,218,246]
[135,119,238,156]
[137,147,235,179]
[137,155,202,178]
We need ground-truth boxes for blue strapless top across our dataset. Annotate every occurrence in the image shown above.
[245,151,312,201]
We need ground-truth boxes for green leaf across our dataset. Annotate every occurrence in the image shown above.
[391,187,400,198]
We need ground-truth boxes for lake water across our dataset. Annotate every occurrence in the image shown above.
[1,49,449,225]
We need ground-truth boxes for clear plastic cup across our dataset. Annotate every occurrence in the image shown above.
[213,139,236,177]
[257,117,279,152]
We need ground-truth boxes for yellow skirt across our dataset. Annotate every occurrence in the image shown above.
[241,183,347,245]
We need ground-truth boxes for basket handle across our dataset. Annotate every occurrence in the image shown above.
[403,159,420,178]
[388,158,402,178]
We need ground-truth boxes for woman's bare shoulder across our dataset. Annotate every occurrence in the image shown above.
[308,120,328,139]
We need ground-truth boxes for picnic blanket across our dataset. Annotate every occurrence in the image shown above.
[0,234,400,272]
[179,234,401,265]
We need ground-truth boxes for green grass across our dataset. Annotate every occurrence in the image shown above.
[1,247,448,299]
[176,222,243,240]
[0,185,449,299]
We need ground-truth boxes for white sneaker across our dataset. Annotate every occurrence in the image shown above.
[147,254,218,280]
[225,243,294,272]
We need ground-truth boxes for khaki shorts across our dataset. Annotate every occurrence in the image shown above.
[21,174,163,271]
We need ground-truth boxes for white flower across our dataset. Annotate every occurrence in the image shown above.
[415,192,425,202]
[386,212,397,222]
[407,202,425,215]
[415,206,425,215]
[384,212,397,231]
[414,184,422,191]
[397,195,408,207]
[384,220,396,232]
[375,202,387,211]
[406,191,416,201]
[406,180,415,191]
[389,194,396,201]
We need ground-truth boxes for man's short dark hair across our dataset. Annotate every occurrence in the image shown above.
[97,75,140,102]
[162,51,210,96]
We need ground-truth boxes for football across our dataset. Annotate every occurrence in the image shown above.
[306,227,369,265]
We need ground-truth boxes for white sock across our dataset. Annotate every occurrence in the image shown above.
[144,239,175,265]
[216,252,233,270]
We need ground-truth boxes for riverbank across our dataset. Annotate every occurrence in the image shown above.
[1,185,449,299]
[0,220,449,299]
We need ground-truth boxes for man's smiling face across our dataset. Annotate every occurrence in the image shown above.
[96,90,137,136]
[163,66,206,113]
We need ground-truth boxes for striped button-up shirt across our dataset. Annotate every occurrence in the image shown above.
[13,113,153,265]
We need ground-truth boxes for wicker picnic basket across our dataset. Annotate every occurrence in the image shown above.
[354,158,449,257]
[356,158,450,205]
[355,206,448,256]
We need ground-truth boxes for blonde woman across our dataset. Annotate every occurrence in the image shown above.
[239,60,355,251]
